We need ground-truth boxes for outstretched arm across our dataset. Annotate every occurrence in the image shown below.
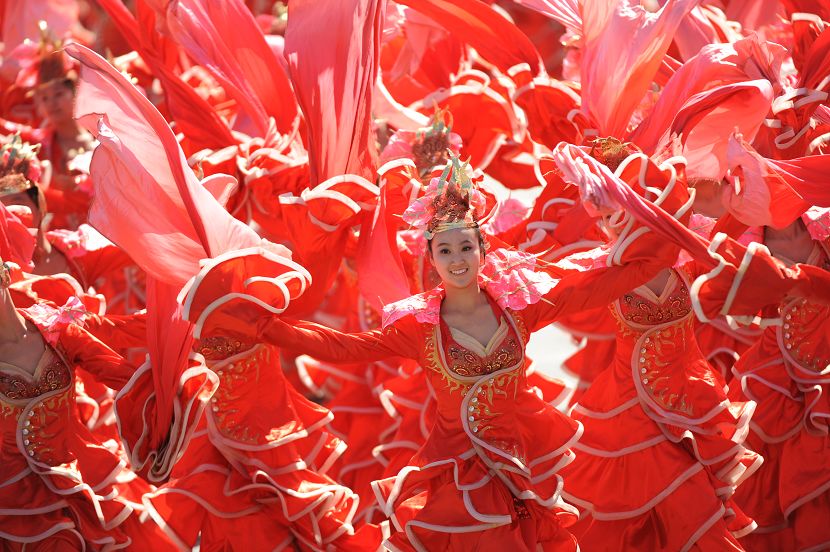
[258,315,422,364]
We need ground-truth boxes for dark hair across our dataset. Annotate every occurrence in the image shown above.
[25,185,40,209]
[426,226,487,257]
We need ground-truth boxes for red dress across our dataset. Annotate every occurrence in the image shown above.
[0,304,172,550]
[265,287,582,551]
[243,234,681,551]
[729,240,830,551]
[142,337,380,551]
[559,268,760,551]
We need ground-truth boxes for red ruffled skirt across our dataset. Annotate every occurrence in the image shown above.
[142,345,380,551]
[561,352,761,551]
[729,337,830,552]
[371,385,582,551]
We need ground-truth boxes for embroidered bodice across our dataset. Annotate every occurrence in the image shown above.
[609,270,706,418]
[771,241,830,374]
[615,271,692,330]
[442,316,522,378]
[0,349,72,402]
[196,336,256,361]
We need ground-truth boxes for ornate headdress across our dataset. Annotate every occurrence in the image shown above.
[380,106,463,178]
[402,155,486,239]
[0,135,43,197]
[587,137,640,172]
[11,22,77,91]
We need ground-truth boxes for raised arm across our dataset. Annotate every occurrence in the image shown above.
[58,322,138,390]
[523,228,681,331]
[522,146,692,331]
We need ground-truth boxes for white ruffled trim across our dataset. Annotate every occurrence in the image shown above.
[563,463,704,520]
[0,523,82,546]
[114,354,219,482]
[178,245,312,339]
[15,388,136,535]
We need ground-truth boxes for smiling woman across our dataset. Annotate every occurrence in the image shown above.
[429,228,482,286]
[193,153,696,551]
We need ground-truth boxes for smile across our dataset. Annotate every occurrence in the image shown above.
[450,268,468,275]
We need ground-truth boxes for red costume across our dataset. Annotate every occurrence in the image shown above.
[729,235,830,551]
[0,302,171,550]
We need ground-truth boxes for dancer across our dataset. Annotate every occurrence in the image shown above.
[0,191,169,552]
[701,140,830,551]
[195,151,701,550]
[552,141,762,552]
[69,42,380,551]
[32,42,95,230]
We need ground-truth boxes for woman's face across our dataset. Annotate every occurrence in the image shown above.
[428,227,483,291]
[690,178,726,218]
[34,81,75,125]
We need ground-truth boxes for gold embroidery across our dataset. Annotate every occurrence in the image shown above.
[620,284,691,325]
[0,359,71,400]
[423,326,468,394]
[780,299,830,372]
[24,390,73,464]
[196,336,255,361]
[209,346,268,444]
[638,319,695,416]
[510,309,530,344]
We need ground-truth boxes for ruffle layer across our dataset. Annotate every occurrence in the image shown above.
[371,445,579,552]
[293,354,402,523]
[1,391,172,550]
[561,354,761,550]
[143,345,381,550]
[730,345,830,550]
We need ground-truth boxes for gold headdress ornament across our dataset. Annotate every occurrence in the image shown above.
[402,154,487,239]
[588,137,640,172]
[0,135,42,197]
[410,106,455,175]
[34,21,77,89]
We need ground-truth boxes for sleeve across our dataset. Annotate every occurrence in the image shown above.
[58,323,138,390]
[690,233,830,325]
[522,240,679,332]
[259,314,422,364]
[81,311,147,350]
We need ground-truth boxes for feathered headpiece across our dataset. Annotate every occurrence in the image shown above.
[0,135,43,197]
[402,155,486,239]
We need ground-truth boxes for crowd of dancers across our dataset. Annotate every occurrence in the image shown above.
[1,0,830,550]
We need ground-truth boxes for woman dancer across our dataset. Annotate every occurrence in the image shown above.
[0,254,171,549]
[195,153,693,551]
[551,142,762,551]
[727,215,830,551]
[67,42,381,551]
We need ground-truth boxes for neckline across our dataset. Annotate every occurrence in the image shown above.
[448,317,509,356]
[440,293,505,352]
[0,344,55,382]
[631,270,679,304]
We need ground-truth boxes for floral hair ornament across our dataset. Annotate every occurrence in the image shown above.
[402,154,487,239]
[0,135,43,197]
